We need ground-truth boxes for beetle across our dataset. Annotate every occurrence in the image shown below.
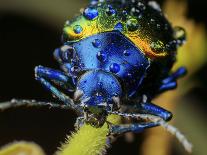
[35,0,187,134]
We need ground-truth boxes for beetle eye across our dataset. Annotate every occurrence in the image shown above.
[60,45,74,62]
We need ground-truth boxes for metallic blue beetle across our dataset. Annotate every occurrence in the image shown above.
[35,0,187,134]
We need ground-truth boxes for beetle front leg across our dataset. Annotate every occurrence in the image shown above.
[35,66,75,92]
[159,67,187,92]
[109,122,159,135]
[117,98,172,121]
[35,76,82,113]
[137,102,173,121]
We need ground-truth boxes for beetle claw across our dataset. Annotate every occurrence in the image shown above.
[74,89,84,101]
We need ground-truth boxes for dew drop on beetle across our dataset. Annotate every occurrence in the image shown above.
[84,7,99,20]
[73,25,83,34]
[174,26,186,44]
[126,18,139,31]
[96,51,107,62]
[123,50,131,56]
[92,39,102,48]
[110,63,120,73]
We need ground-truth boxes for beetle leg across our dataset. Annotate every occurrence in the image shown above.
[112,100,172,121]
[35,76,82,113]
[133,102,173,121]
[35,66,75,92]
[159,67,187,92]
[109,122,159,134]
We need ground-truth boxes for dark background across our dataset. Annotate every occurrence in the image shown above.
[0,0,207,155]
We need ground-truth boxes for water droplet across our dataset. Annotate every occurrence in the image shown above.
[123,50,131,56]
[96,51,106,62]
[92,39,102,48]
[126,18,139,31]
[84,7,99,20]
[174,26,186,44]
[90,0,99,5]
[150,41,165,52]
[148,1,161,12]
[65,20,70,26]
[110,63,120,73]
[122,10,128,16]
[121,10,128,21]
[73,25,83,34]
[114,22,123,32]
[106,5,116,16]
[156,24,161,29]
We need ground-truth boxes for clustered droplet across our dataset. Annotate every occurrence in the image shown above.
[106,5,116,16]
[126,18,139,31]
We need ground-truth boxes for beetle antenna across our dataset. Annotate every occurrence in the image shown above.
[108,111,192,153]
[158,119,193,153]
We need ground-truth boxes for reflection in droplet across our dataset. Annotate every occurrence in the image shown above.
[106,5,116,16]
[84,7,99,20]
[110,63,120,73]
[92,39,102,48]
[96,51,106,62]
[73,25,83,34]
[123,50,131,56]
[174,26,186,45]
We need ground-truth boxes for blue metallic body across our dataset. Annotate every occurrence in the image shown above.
[34,0,187,134]
[71,31,149,97]
[34,31,186,132]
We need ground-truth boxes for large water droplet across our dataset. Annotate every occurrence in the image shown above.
[84,7,99,20]
[96,51,106,62]
[92,39,102,48]
[174,26,186,45]
[126,18,139,31]
[110,63,120,73]
[73,25,83,34]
